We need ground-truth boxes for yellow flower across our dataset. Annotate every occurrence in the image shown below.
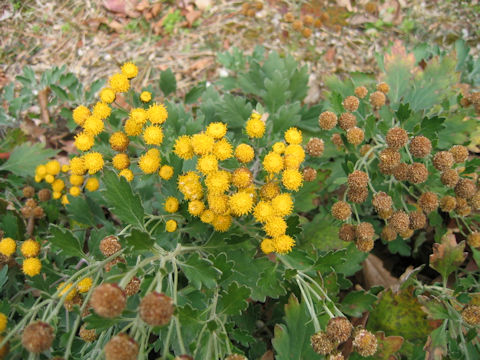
[166,220,177,232]
[235,144,254,163]
[61,164,69,172]
[72,105,91,126]
[229,192,254,216]
[282,169,303,191]
[143,125,164,145]
[272,193,293,217]
[77,277,93,293]
[70,157,86,175]
[146,148,160,158]
[22,257,42,277]
[197,155,218,175]
[0,237,16,257]
[232,167,253,188]
[34,175,42,183]
[109,132,129,151]
[284,154,302,169]
[253,201,274,223]
[177,172,203,200]
[99,88,116,104]
[200,209,215,223]
[284,127,302,145]
[35,164,47,178]
[208,194,229,215]
[119,169,134,182]
[284,144,305,163]
[191,133,215,155]
[264,217,287,238]
[74,132,94,152]
[260,182,280,200]
[159,165,174,180]
[274,234,295,254]
[52,191,62,200]
[46,160,61,176]
[83,115,104,136]
[61,194,70,205]
[69,174,84,186]
[164,197,179,213]
[245,116,265,138]
[263,152,284,174]
[0,312,7,332]
[21,239,40,258]
[130,108,148,125]
[92,102,111,120]
[85,178,100,192]
[174,135,194,160]
[140,91,152,102]
[112,154,130,170]
[44,174,55,184]
[205,171,231,194]
[212,214,232,232]
[213,138,233,160]
[109,73,130,93]
[52,179,65,192]
[260,238,276,254]
[147,103,168,124]
[58,282,77,301]
[206,122,227,139]
[138,153,160,174]
[273,142,286,154]
[121,62,138,79]
[188,200,205,216]
[69,186,81,197]
[124,118,143,136]
[83,152,104,175]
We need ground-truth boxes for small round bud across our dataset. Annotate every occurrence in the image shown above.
[100,236,121,257]
[354,86,368,99]
[433,151,454,171]
[455,178,476,199]
[356,222,375,241]
[104,333,139,360]
[369,91,386,108]
[319,111,338,130]
[23,186,35,198]
[38,189,51,201]
[331,201,351,221]
[408,163,428,184]
[292,20,303,31]
[418,192,439,213]
[343,96,359,112]
[456,204,472,217]
[409,211,427,230]
[347,187,368,203]
[311,331,335,355]
[441,169,459,188]
[25,198,37,208]
[339,224,356,242]
[302,27,312,38]
[21,206,33,218]
[462,305,480,325]
[21,321,54,353]
[79,324,97,342]
[372,192,392,212]
[379,148,401,170]
[471,191,480,210]
[348,170,369,188]
[389,211,410,233]
[346,127,364,145]
[386,127,408,150]
[440,195,456,212]
[139,292,174,326]
[353,329,378,357]
[33,206,44,219]
[399,228,414,239]
[392,163,409,181]
[378,208,393,220]
[124,277,141,296]
[90,283,126,318]
[449,145,468,163]
[331,133,344,148]
[283,12,294,22]
[303,15,314,26]
[409,136,432,158]
[381,225,397,242]
[377,82,390,94]
[356,237,375,252]
[467,232,480,248]
[306,138,324,157]
[326,317,352,343]
[379,161,394,175]
[338,113,357,130]
[303,167,317,182]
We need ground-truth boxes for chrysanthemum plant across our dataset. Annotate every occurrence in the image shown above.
[0,42,480,359]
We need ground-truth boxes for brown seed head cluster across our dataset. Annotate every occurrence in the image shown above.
[356,237,374,252]
[311,331,336,355]
[328,353,345,360]
[33,206,44,218]
[408,163,428,184]
[440,195,456,212]
[381,225,397,242]
[331,133,344,148]
[354,86,368,99]
[38,188,51,201]
[379,148,401,170]
[21,321,54,353]
[471,191,480,210]
[356,222,375,242]
[331,201,351,221]
[90,283,126,318]
[306,137,324,157]
[389,211,410,233]
[339,224,356,242]
[409,136,432,158]
[441,169,459,188]
[378,208,393,220]
[456,202,472,217]
[369,91,386,108]
[433,151,454,171]
[319,111,338,130]
[303,167,317,182]
[455,178,477,199]
[338,113,357,131]
[450,145,468,163]
[372,192,392,212]
[25,198,37,208]
[346,127,364,145]
[467,232,480,248]
[64,294,83,312]
[347,187,368,204]
[399,228,414,239]
[462,305,480,325]
[100,236,122,257]
[104,333,139,360]
[377,82,390,94]
[284,12,294,22]
[79,324,97,342]
[124,276,141,296]
[343,96,359,112]
[386,127,408,150]
[139,292,174,326]
[418,192,439,214]
[409,211,427,230]
[392,163,409,181]
[326,317,353,343]
[23,186,35,198]
[353,329,378,357]
[348,170,369,188]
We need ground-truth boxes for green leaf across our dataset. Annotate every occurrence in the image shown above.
[364,115,376,140]
[0,142,57,177]
[102,170,144,229]
[217,282,251,315]
[429,235,467,280]
[264,70,290,113]
[420,115,445,141]
[50,84,69,101]
[48,225,85,258]
[340,290,377,317]
[256,266,286,301]
[84,312,122,332]
[159,68,177,96]
[396,103,412,122]
[314,249,347,273]
[125,229,154,252]
[185,82,206,104]
[66,196,105,226]
[272,294,322,360]
[0,266,8,290]
[180,253,221,290]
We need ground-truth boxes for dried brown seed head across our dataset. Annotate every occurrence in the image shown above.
[353,329,378,357]
[326,317,353,343]
[139,292,174,326]
[379,148,401,169]
[455,178,477,199]
[354,86,368,99]
[339,224,356,242]
[392,163,408,181]
[440,195,456,212]
[104,333,139,360]
[303,15,314,26]
[100,236,122,257]
[33,206,44,219]
[409,211,427,230]
[356,237,374,252]
[378,208,393,220]
[381,225,397,242]
[456,204,472,217]
[467,232,480,248]
[292,20,303,31]
[38,189,51,201]
[462,305,480,325]
[348,170,369,188]
[441,169,459,188]
[377,82,390,94]
[433,151,454,171]
[331,201,351,221]
[338,112,357,130]
[124,277,141,296]
[399,228,414,239]
[311,331,335,355]
[389,211,410,233]
[356,222,375,241]
[346,127,364,145]
[319,111,338,130]
[284,12,294,22]
[306,138,324,157]
[331,133,344,148]
[302,27,312,38]
[23,186,35,198]
[343,96,359,112]
[21,321,54,353]
[25,198,37,209]
[90,283,126,318]
[449,145,469,163]
[79,324,97,342]
[408,163,428,184]
[471,191,480,210]
[409,136,432,158]
[386,127,408,150]
[21,206,33,218]
[64,294,83,312]
[347,187,368,203]
[104,257,126,272]
[303,167,317,182]
[418,192,439,214]
[372,192,392,212]
[369,91,386,108]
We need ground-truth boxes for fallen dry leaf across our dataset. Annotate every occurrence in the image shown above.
[336,0,353,11]
[362,254,400,289]
[38,88,50,124]
[324,46,336,63]
[195,0,212,11]
[260,350,274,360]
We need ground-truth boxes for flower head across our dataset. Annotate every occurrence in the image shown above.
[213,138,233,160]
[85,177,100,192]
[260,238,275,254]
[229,191,254,216]
[109,73,130,93]
[22,258,42,277]
[206,122,227,139]
[191,133,215,155]
[274,234,295,254]
[138,153,160,174]
[174,135,194,160]
[166,220,177,232]
[164,197,179,213]
[83,152,104,175]
[159,165,174,180]
[121,62,138,78]
[140,91,151,102]
[235,144,254,163]
[109,132,129,152]
[263,152,284,174]
[99,88,116,104]
[21,239,40,258]
[75,132,95,152]
[147,103,168,124]
[83,115,104,136]
[143,126,164,145]
[0,237,16,256]
[73,105,91,126]
[282,169,303,191]
[92,102,111,120]
[112,154,130,170]
[284,127,302,145]
[245,115,265,138]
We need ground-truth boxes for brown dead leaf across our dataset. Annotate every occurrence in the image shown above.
[187,57,214,74]
[379,0,403,25]
[362,254,400,289]
[195,0,212,10]
[103,0,140,18]
[336,0,353,11]
[260,350,274,360]
[324,46,336,63]
[185,8,202,27]
[20,118,46,143]
[384,40,416,71]
[349,13,377,26]
[135,0,149,12]
[38,88,50,124]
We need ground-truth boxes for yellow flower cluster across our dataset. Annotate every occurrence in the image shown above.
[0,236,42,276]
[170,114,306,253]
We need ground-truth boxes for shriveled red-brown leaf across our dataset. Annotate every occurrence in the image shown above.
[384,40,416,70]
[375,331,404,359]
[185,9,202,27]
[363,254,400,290]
